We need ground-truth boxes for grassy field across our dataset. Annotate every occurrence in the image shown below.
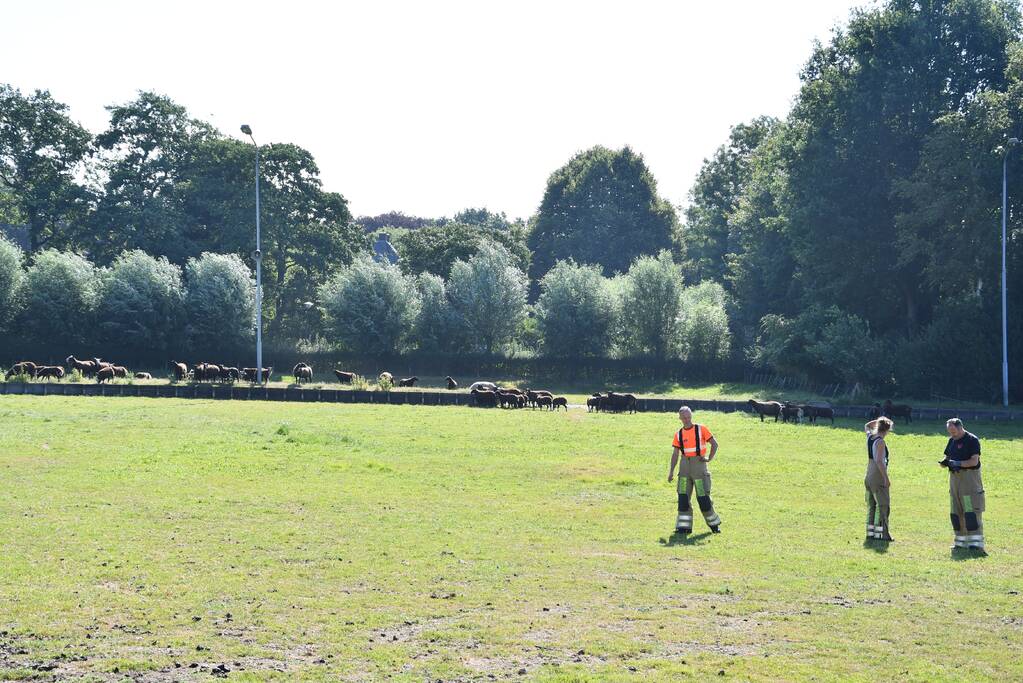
[1,396,1021,682]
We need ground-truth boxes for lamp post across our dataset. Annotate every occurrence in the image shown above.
[241,124,263,385]
[1001,137,1019,407]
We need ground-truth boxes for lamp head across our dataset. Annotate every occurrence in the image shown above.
[240,124,253,136]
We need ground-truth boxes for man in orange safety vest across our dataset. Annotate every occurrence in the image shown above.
[667,406,721,535]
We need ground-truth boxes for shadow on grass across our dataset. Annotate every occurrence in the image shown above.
[951,547,989,561]
[659,531,714,547]
[863,538,892,554]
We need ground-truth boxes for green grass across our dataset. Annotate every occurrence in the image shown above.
[1,396,1022,681]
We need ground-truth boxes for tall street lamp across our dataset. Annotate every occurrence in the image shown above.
[241,124,264,385]
[1000,137,1019,407]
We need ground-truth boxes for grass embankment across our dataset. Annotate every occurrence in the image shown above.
[0,397,1021,681]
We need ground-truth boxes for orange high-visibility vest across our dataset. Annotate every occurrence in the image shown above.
[673,424,713,457]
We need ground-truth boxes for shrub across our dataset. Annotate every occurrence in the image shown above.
[96,250,184,353]
[0,235,24,332]
[446,243,527,354]
[535,260,617,357]
[618,251,685,359]
[678,282,732,363]
[184,253,256,352]
[18,249,99,346]
[318,256,420,354]
[413,272,454,352]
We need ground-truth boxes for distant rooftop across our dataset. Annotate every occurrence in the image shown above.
[372,233,399,265]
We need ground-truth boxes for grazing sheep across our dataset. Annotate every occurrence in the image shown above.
[470,387,498,408]
[599,392,636,414]
[586,395,600,412]
[497,389,522,408]
[398,376,418,387]
[170,361,188,381]
[135,372,152,380]
[445,376,458,390]
[5,361,38,379]
[218,366,240,382]
[379,371,393,384]
[882,399,912,423]
[468,381,497,392]
[536,395,554,410]
[36,366,65,381]
[96,367,115,383]
[802,404,835,425]
[66,356,97,377]
[781,402,803,423]
[293,363,313,383]
[334,370,356,384]
[552,397,568,411]
[747,399,783,422]
[524,388,553,409]
[242,366,272,383]
[112,365,128,378]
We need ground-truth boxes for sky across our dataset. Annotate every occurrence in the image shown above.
[2,0,869,221]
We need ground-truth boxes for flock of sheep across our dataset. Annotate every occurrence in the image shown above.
[746,398,913,424]
[5,357,153,383]
[8,357,912,422]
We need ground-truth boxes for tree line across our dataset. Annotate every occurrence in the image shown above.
[0,237,731,366]
[3,0,1023,400]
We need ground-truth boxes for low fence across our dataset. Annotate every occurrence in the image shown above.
[1,382,1019,422]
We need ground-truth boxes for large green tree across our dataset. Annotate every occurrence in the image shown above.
[682,117,778,285]
[395,220,529,278]
[180,139,364,337]
[0,85,92,251]
[783,0,1020,332]
[527,146,679,293]
[87,91,217,263]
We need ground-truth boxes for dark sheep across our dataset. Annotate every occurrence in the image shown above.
[536,395,554,410]
[470,388,497,408]
[781,402,803,423]
[599,392,636,414]
[882,399,912,423]
[97,367,115,383]
[446,376,458,390]
[497,389,522,408]
[334,370,356,384]
[293,363,313,383]
[552,397,568,411]
[170,361,188,381]
[242,366,272,383]
[36,366,65,381]
[802,405,835,425]
[135,372,152,380]
[66,356,97,377]
[398,376,418,387]
[747,399,783,422]
[524,388,553,409]
[219,366,241,382]
[6,361,38,379]
[586,396,600,412]
[113,365,128,378]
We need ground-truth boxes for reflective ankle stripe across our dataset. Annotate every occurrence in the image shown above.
[705,513,721,526]
[954,536,968,547]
